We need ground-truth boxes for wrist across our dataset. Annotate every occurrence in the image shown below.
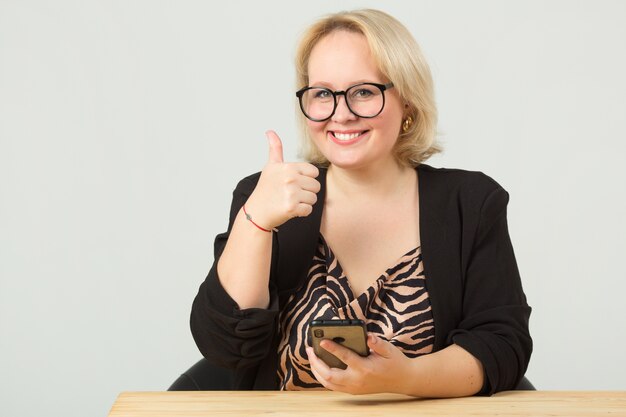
[242,204,277,233]
[241,197,278,232]
[400,354,433,397]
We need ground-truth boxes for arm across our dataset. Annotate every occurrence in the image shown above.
[450,185,532,394]
[218,131,320,309]
[308,334,483,397]
[190,131,320,368]
[404,344,484,397]
[190,174,279,369]
[216,204,274,309]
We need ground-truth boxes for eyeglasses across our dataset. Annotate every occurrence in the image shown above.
[296,82,394,122]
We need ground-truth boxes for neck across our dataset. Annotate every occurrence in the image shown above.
[326,158,416,201]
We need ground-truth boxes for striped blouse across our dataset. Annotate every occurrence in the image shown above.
[277,235,435,390]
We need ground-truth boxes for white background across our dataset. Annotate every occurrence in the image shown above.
[1,1,625,416]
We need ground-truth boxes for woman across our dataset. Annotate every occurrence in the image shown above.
[191,9,532,397]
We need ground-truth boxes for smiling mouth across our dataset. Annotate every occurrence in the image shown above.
[330,130,369,141]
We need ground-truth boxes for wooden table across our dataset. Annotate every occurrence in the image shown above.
[107,390,626,416]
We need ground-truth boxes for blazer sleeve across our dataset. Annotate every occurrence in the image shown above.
[447,184,532,395]
[190,174,280,370]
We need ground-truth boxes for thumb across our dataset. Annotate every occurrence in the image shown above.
[266,130,284,163]
[368,333,394,359]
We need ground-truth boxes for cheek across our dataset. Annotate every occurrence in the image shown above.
[385,111,405,136]
[306,120,326,138]
[380,99,405,132]
[374,114,403,137]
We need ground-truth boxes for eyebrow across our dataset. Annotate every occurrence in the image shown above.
[307,79,383,89]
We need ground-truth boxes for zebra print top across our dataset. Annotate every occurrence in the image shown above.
[277,235,435,390]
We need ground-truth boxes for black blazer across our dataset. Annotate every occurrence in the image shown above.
[191,164,532,394]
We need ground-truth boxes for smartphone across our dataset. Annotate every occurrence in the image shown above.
[309,319,369,370]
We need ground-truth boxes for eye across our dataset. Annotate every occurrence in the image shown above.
[312,89,332,99]
[349,86,376,100]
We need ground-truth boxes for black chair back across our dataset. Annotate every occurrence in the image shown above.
[169,358,234,390]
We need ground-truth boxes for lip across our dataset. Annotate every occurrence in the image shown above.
[327,130,369,146]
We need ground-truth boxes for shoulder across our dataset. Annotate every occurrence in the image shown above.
[231,171,262,196]
[418,163,506,199]
[418,164,510,220]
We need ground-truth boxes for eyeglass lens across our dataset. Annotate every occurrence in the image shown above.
[300,84,385,121]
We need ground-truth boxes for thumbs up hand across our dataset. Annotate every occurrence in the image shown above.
[244,130,321,230]
[266,129,285,164]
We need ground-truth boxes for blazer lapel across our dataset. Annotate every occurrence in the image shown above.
[418,164,461,350]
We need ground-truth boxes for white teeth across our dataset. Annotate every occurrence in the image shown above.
[333,132,361,140]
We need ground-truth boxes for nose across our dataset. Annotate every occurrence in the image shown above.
[331,95,357,123]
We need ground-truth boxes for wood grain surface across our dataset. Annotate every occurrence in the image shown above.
[107,390,626,417]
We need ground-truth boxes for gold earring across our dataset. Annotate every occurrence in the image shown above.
[402,116,413,133]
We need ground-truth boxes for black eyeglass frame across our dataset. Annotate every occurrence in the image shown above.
[295,82,394,122]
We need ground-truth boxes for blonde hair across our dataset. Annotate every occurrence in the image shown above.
[295,9,440,167]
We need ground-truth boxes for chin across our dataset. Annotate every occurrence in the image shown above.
[324,155,371,170]
[314,143,366,170]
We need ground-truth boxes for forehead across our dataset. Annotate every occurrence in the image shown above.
[307,30,382,87]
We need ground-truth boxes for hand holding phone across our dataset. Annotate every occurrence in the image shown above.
[309,319,369,369]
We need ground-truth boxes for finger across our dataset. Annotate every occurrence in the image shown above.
[306,348,345,390]
[367,333,393,359]
[298,176,321,194]
[320,339,364,368]
[293,162,319,178]
[306,347,329,372]
[306,347,331,383]
[297,190,318,206]
[266,130,284,164]
[293,202,314,218]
